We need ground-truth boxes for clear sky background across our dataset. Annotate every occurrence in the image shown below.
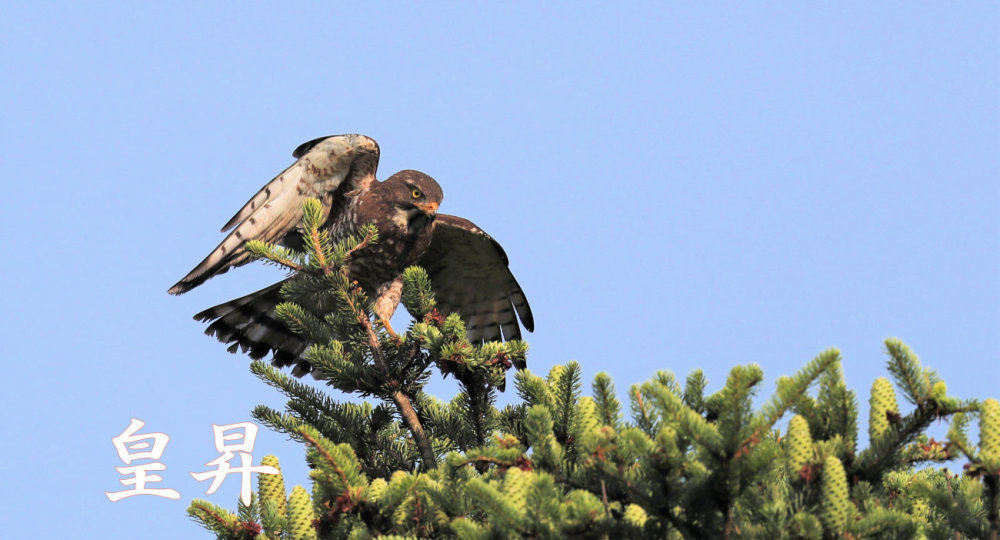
[1,3,996,538]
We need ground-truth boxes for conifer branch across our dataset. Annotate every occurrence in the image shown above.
[464,381,489,448]
[343,226,377,264]
[266,256,305,272]
[885,338,939,405]
[245,239,305,272]
[592,373,622,429]
[631,386,657,436]
[339,274,437,469]
[643,379,724,456]
[392,389,437,469]
[309,226,331,274]
[189,500,235,529]
[301,429,352,488]
[740,349,839,458]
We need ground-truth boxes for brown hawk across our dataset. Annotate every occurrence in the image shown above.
[169,134,533,376]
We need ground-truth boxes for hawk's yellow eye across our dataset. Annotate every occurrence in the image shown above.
[411,189,422,199]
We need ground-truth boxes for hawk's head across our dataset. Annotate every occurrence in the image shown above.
[382,170,443,234]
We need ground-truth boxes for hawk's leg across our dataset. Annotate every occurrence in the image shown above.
[374,277,404,342]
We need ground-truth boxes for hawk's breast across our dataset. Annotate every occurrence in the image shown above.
[327,194,434,291]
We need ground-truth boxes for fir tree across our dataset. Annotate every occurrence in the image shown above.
[186,198,999,539]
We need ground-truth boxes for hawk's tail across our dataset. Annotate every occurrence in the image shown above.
[194,280,312,377]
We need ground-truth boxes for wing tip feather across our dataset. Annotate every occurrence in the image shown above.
[167,283,189,295]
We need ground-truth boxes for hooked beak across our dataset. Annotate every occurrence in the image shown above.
[414,201,439,216]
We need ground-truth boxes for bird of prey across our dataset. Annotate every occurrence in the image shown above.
[169,134,533,376]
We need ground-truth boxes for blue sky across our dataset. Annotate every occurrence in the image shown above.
[1,3,997,538]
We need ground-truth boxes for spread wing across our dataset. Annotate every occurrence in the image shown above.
[168,134,380,295]
[416,214,533,356]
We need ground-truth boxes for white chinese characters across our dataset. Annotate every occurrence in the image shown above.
[190,422,279,505]
[106,419,277,504]
[105,418,181,501]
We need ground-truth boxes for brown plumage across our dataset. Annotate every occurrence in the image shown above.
[170,134,533,376]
